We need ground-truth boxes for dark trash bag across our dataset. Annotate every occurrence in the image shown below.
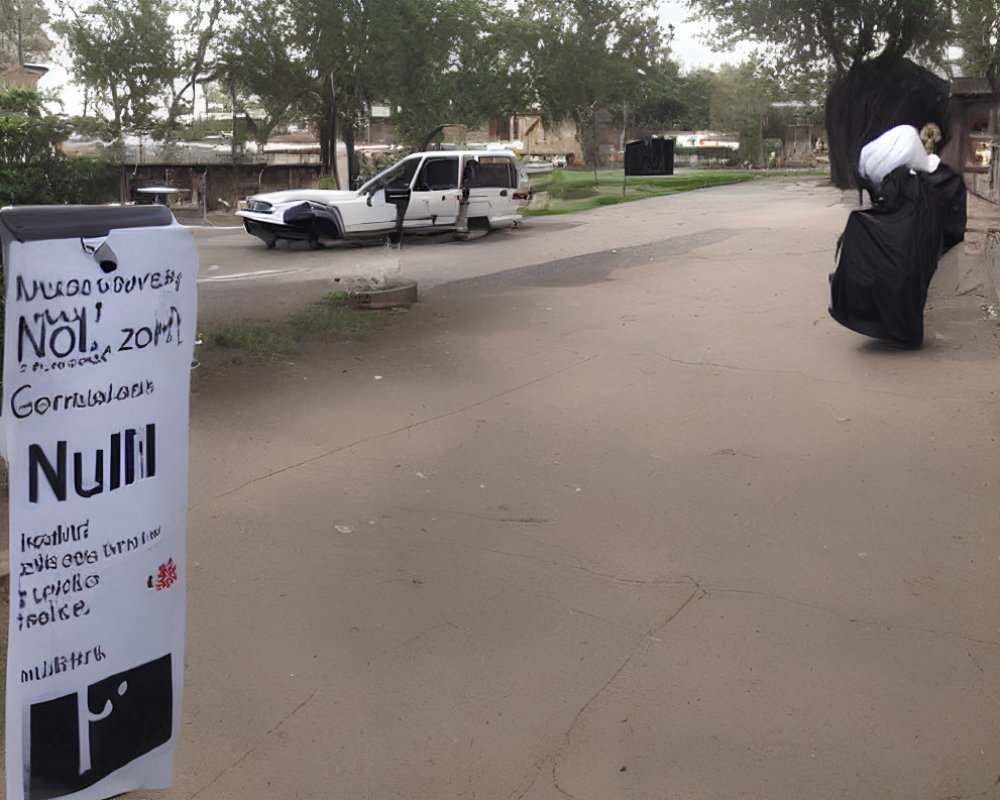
[829,165,966,349]
[923,164,967,253]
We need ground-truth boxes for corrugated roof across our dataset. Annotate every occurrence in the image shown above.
[951,77,995,98]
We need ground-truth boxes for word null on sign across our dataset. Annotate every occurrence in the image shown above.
[28,424,156,503]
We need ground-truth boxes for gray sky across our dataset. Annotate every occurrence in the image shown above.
[659,0,731,69]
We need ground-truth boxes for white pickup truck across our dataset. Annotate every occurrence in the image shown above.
[237,149,532,249]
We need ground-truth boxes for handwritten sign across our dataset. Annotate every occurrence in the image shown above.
[1,207,197,800]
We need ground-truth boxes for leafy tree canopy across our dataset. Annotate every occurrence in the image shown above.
[954,0,1000,76]
[686,0,953,79]
[520,0,665,123]
[54,0,230,141]
[216,0,308,147]
[0,0,51,68]
[159,0,230,134]
[53,0,176,139]
[0,83,117,205]
[515,0,667,176]
[48,0,700,168]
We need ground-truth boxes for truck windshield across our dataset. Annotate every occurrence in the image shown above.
[360,157,421,194]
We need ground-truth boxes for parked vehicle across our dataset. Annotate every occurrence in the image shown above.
[523,154,567,175]
[237,150,531,248]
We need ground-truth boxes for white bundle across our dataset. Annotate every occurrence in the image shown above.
[858,124,941,187]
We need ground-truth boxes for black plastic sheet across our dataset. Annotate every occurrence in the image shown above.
[829,164,967,348]
[826,56,953,190]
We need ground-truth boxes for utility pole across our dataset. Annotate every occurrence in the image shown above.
[622,99,628,199]
[16,9,23,68]
[758,113,764,169]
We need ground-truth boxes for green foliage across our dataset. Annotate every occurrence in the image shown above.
[217,0,308,148]
[317,150,403,188]
[53,0,229,142]
[385,0,528,147]
[687,0,953,79]
[201,320,299,357]
[65,113,114,141]
[632,65,713,131]
[0,84,118,205]
[289,298,385,336]
[281,0,521,172]
[57,156,120,203]
[516,0,666,168]
[48,0,690,163]
[356,151,404,185]
[954,0,1000,75]
[707,60,778,167]
[160,0,228,134]
[0,0,51,68]
[53,0,177,139]
[198,298,389,363]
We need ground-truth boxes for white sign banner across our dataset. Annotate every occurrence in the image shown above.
[1,207,197,800]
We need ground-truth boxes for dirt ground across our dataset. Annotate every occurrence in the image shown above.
[5,179,1000,799]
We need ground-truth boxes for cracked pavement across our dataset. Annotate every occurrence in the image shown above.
[7,178,1000,799]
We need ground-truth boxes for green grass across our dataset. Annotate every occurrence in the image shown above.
[288,294,387,335]
[200,320,299,359]
[199,294,391,361]
[523,167,828,215]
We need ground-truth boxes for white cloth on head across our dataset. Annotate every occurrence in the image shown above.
[858,124,940,187]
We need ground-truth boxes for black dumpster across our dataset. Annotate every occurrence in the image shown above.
[625,137,674,176]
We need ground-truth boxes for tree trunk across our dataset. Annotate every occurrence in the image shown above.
[231,82,239,209]
[345,123,357,190]
[591,112,599,187]
[327,72,341,189]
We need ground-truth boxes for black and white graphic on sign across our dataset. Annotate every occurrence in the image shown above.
[26,655,173,800]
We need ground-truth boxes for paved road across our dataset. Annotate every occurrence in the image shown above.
[191,177,839,323]
[5,178,1000,799]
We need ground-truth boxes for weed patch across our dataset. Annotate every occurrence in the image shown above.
[198,292,397,365]
[200,320,299,359]
[289,295,386,336]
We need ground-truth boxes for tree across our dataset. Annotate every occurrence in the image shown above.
[0,0,51,69]
[0,84,117,205]
[288,0,508,188]
[441,1,532,133]
[289,0,387,187]
[159,0,230,135]
[53,0,176,139]
[686,0,953,79]
[629,58,715,133]
[217,0,309,148]
[379,0,526,147]
[709,59,776,166]
[675,68,714,129]
[54,0,231,141]
[954,0,1000,76]
[518,0,667,179]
